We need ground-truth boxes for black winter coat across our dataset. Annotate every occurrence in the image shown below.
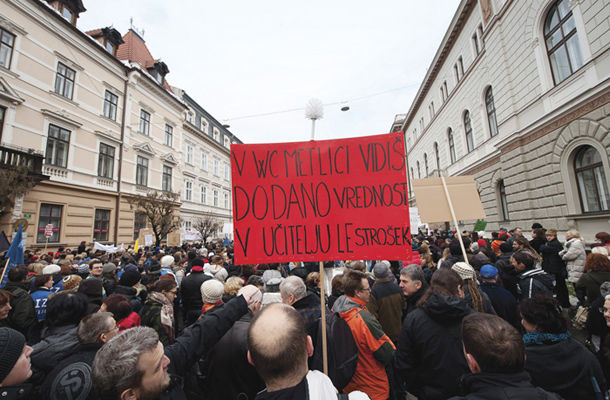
[449,372,563,400]
[517,269,555,300]
[113,285,143,313]
[1,281,37,338]
[479,282,521,332]
[525,337,606,400]
[540,238,566,275]
[180,271,212,324]
[495,253,518,299]
[199,311,264,400]
[395,293,475,400]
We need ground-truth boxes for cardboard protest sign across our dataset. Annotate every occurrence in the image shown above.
[167,232,181,247]
[411,176,486,223]
[231,132,411,264]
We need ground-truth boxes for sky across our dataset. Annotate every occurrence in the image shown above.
[79,1,463,144]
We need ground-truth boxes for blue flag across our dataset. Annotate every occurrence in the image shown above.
[1,222,24,287]
[223,237,231,246]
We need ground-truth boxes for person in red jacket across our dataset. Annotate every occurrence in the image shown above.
[333,270,395,400]
[100,294,141,332]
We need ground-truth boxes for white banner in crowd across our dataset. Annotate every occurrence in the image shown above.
[184,230,203,242]
[93,242,124,253]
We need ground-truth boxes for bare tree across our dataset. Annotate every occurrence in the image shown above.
[0,167,39,218]
[127,190,180,247]
[193,215,223,244]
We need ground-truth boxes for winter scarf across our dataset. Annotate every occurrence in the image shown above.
[523,330,570,345]
[148,291,175,342]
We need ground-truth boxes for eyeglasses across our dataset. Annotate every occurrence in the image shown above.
[359,287,371,292]
[105,325,119,334]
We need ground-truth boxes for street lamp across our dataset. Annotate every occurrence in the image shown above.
[305,98,324,140]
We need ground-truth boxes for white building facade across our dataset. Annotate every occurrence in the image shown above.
[393,0,610,240]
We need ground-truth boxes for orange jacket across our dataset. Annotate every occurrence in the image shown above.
[333,295,395,400]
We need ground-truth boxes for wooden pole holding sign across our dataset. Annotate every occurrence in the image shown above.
[440,176,469,265]
[319,261,328,375]
[0,258,9,286]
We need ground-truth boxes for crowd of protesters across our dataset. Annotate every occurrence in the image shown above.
[0,225,610,399]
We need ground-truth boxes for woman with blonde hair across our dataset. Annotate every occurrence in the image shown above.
[560,229,587,286]
[223,276,243,302]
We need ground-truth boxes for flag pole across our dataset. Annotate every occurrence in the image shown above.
[0,258,10,285]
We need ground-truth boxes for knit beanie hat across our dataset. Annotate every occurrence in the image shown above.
[499,242,513,253]
[119,269,142,287]
[77,263,90,274]
[62,275,82,291]
[124,263,138,272]
[373,262,389,279]
[452,262,477,282]
[161,255,174,268]
[265,277,283,293]
[102,263,117,274]
[0,327,26,384]
[200,279,224,304]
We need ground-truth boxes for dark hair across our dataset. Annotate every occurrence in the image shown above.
[0,289,13,307]
[343,270,367,297]
[45,292,89,328]
[8,265,28,282]
[102,294,132,321]
[511,249,536,270]
[595,232,610,244]
[246,275,264,288]
[585,253,610,272]
[32,274,53,289]
[331,274,344,295]
[248,304,307,384]
[462,313,525,374]
[350,261,366,272]
[211,255,223,264]
[532,228,547,242]
[150,279,177,293]
[417,268,463,307]
[519,294,567,334]
[59,265,72,276]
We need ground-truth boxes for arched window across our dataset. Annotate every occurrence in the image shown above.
[464,111,474,152]
[424,153,429,177]
[486,87,498,137]
[544,0,583,85]
[574,146,610,212]
[448,129,456,163]
[434,142,440,171]
[417,161,421,179]
[498,180,510,220]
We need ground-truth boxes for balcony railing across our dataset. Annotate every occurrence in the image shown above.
[0,143,48,180]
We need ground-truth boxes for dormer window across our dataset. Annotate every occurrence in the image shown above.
[155,73,163,84]
[86,27,124,58]
[61,6,74,23]
[105,41,115,55]
[44,1,86,26]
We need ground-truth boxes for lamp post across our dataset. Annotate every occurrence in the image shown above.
[305,98,324,140]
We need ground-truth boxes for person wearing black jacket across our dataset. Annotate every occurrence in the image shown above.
[180,259,212,326]
[395,268,475,400]
[1,266,37,338]
[495,243,518,299]
[539,229,570,307]
[92,286,259,400]
[448,313,561,400]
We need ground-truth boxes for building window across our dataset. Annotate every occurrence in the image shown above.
[224,193,230,209]
[434,142,440,171]
[419,117,425,132]
[162,166,172,192]
[544,0,583,85]
[201,153,208,170]
[498,180,510,220]
[164,125,173,147]
[429,102,435,119]
[185,111,193,123]
[200,118,208,133]
[133,212,146,240]
[185,181,192,201]
[410,167,414,182]
[136,156,148,186]
[213,128,220,142]
[103,90,118,120]
[224,136,230,149]
[37,204,62,243]
[0,106,5,142]
[417,161,421,179]
[448,129,456,164]
[443,81,448,98]
[60,4,74,24]
[94,209,111,242]
[424,154,429,177]
[105,41,115,55]
[98,143,115,179]
[45,125,70,168]
[440,87,445,103]
[214,160,219,176]
[472,31,481,55]
[224,165,230,180]
[485,87,499,137]
[201,185,207,204]
[54,62,75,99]
[185,220,192,231]
[464,111,474,152]
[0,28,16,69]
[139,110,150,135]
[186,145,194,165]
[213,189,219,207]
[574,146,610,212]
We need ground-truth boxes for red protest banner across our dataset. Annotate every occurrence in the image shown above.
[231,132,412,264]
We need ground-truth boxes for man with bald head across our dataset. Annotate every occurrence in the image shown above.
[247,303,369,399]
